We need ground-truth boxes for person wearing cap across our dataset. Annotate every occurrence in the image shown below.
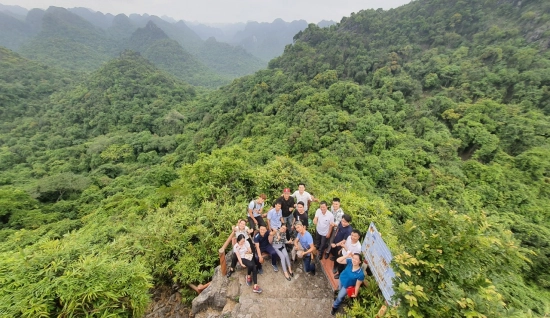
[276,188,295,238]
[267,202,284,231]
[325,198,345,259]
[248,194,267,231]
[330,253,365,315]
[291,183,317,216]
[313,201,334,261]
[294,221,316,275]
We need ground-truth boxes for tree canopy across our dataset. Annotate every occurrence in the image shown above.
[1,0,550,316]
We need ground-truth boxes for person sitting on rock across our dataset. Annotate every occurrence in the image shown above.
[254,225,280,273]
[227,219,255,278]
[272,224,294,281]
[232,218,254,246]
[232,234,262,293]
[294,221,316,276]
[248,194,267,231]
[331,253,365,315]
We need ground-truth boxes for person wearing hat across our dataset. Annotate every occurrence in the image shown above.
[275,188,295,239]
[331,253,365,315]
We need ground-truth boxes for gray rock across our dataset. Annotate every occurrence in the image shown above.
[192,266,228,315]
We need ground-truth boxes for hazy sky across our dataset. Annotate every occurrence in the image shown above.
[1,0,412,23]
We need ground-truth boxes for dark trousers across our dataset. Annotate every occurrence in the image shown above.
[241,258,258,284]
[303,254,316,273]
[248,216,266,230]
[256,245,279,269]
[315,231,329,255]
[330,245,342,266]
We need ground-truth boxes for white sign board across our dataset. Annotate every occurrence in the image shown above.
[361,222,396,305]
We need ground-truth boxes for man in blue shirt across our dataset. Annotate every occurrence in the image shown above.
[294,221,316,276]
[267,202,284,231]
[331,253,365,315]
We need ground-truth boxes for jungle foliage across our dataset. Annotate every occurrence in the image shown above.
[1,0,550,317]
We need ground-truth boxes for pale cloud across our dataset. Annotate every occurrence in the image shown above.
[1,0,412,23]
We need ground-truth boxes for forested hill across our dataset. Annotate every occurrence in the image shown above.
[169,0,550,315]
[1,0,550,317]
[0,5,265,86]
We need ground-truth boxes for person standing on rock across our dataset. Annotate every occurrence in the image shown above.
[254,225,280,273]
[294,221,316,276]
[233,234,263,294]
[276,188,295,237]
[331,253,365,315]
[248,194,267,231]
[325,197,345,258]
[313,201,334,261]
[328,214,353,270]
[267,201,284,231]
[291,201,309,238]
[271,224,295,281]
[291,183,316,217]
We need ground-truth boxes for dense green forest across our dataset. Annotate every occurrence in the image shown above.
[1,0,550,317]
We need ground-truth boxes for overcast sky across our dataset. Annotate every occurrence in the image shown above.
[1,0,412,24]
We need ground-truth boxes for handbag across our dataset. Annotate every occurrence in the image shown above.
[243,253,253,261]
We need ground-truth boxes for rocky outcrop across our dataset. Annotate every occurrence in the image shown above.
[191,266,233,315]
[144,286,190,318]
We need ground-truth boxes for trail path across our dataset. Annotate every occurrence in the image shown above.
[194,255,336,318]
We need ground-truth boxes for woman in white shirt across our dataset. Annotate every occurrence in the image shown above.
[231,234,262,293]
[228,219,254,278]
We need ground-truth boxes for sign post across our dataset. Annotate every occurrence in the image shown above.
[361,222,396,305]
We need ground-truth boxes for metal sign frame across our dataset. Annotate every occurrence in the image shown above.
[361,222,396,305]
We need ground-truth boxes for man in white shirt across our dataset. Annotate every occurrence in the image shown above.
[313,201,334,261]
[334,229,362,279]
[291,183,316,216]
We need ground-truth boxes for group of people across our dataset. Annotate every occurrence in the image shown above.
[227,183,366,315]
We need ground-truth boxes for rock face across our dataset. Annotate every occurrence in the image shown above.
[144,286,190,318]
[192,266,230,315]
[192,251,335,318]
